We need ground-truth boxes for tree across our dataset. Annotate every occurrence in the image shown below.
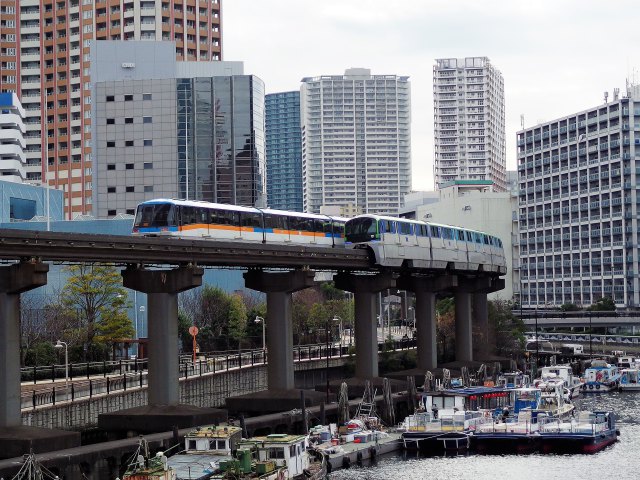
[94,307,135,358]
[436,297,455,362]
[560,303,581,312]
[60,264,130,360]
[227,294,247,346]
[587,296,616,311]
[489,299,526,356]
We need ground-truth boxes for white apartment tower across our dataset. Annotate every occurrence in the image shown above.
[0,92,26,182]
[433,57,506,191]
[0,0,222,218]
[300,68,411,215]
[517,85,640,309]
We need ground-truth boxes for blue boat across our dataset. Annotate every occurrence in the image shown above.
[538,411,619,453]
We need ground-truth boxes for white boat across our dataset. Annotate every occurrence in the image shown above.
[496,371,531,389]
[167,425,242,480]
[619,368,640,391]
[535,365,583,399]
[533,379,575,419]
[581,360,621,393]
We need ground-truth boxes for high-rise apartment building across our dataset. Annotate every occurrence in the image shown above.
[0,0,222,218]
[0,92,25,182]
[517,86,640,309]
[92,42,264,217]
[300,68,411,215]
[265,91,303,212]
[433,57,506,191]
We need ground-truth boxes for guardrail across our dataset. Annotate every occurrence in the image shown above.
[21,339,416,410]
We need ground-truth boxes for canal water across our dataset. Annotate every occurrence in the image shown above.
[329,392,639,480]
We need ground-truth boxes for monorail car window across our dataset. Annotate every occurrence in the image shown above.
[466,231,473,242]
[483,235,490,245]
[430,225,440,238]
[135,203,175,227]
[331,221,344,237]
[240,212,262,228]
[264,214,287,230]
[196,207,208,224]
[457,230,465,241]
[181,205,197,225]
[212,209,236,226]
[399,222,411,235]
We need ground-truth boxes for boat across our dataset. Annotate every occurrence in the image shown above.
[472,409,542,454]
[122,439,176,480]
[236,434,325,480]
[400,387,502,452]
[535,365,583,399]
[538,411,619,453]
[10,453,60,480]
[166,425,242,480]
[619,368,640,391]
[495,371,531,389]
[530,380,575,419]
[582,359,621,393]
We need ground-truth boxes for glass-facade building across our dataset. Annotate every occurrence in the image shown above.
[265,91,303,211]
[517,85,640,309]
[178,76,265,206]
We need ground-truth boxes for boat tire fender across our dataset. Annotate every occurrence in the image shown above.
[596,384,600,390]
[589,384,594,390]
[342,456,351,469]
[356,451,363,465]
[326,461,332,474]
[369,446,377,459]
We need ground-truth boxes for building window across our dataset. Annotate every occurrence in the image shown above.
[107,164,115,170]
[106,95,114,102]
[106,118,115,125]
[144,185,154,192]
[125,140,134,147]
[106,141,115,147]
[124,94,133,101]
[108,210,116,216]
[126,209,135,215]
[107,187,116,193]
[143,116,152,124]
[125,163,134,170]
[126,186,134,193]
[143,93,152,100]
[125,117,133,124]
[143,162,153,169]
[143,139,153,146]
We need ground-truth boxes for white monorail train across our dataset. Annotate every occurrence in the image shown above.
[344,214,506,274]
[132,199,347,246]
[132,199,506,275]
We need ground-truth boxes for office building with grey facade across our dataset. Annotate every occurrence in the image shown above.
[265,91,303,212]
[91,41,265,218]
[517,85,640,309]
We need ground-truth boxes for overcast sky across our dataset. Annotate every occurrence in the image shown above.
[222,0,640,191]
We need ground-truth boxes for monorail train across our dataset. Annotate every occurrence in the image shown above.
[132,199,347,247]
[343,214,506,274]
[132,199,506,275]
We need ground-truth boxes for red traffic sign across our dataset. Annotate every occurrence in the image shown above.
[189,326,199,336]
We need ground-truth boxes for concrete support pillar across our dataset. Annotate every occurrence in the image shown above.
[397,275,457,370]
[244,269,316,390]
[334,272,395,379]
[122,265,203,406]
[0,262,48,427]
[473,293,489,359]
[455,291,473,362]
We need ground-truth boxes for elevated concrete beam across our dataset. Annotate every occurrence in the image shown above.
[243,269,316,390]
[333,272,395,379]
[122,265,203,406]
[397,274,458,370]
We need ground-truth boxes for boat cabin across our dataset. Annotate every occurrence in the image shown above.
[184,425,242,454]
[420,387,510,414]
[584,360,619,382]
[239,434,310,478]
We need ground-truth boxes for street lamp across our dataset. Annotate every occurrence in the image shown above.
[137,305,145,357]
[255,316,266,353]
[54,340,68,401]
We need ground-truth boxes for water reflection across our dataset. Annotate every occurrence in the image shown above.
[330,392,640,480]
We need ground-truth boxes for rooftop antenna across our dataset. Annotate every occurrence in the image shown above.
[613,88,620,101]
[604,91,608,104]
[520,114,524,130]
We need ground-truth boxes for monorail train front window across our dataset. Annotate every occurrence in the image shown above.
[134,203,176,228]
[345,217,378,242]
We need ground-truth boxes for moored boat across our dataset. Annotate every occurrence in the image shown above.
[538,411,619,453]
[582,360,621,393]
[619,368,640,391]
[535,365,583,399]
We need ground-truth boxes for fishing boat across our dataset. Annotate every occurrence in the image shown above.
[532,380,575,419]
[400,387,503,452]
[535,365,583,399]
[538,411,619,453]
[581,360,621,393]
[619,368,640,391]
[166,425,242,479]
[10,453,59,480]
[496,371,531,389]
[121,439,176,480]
